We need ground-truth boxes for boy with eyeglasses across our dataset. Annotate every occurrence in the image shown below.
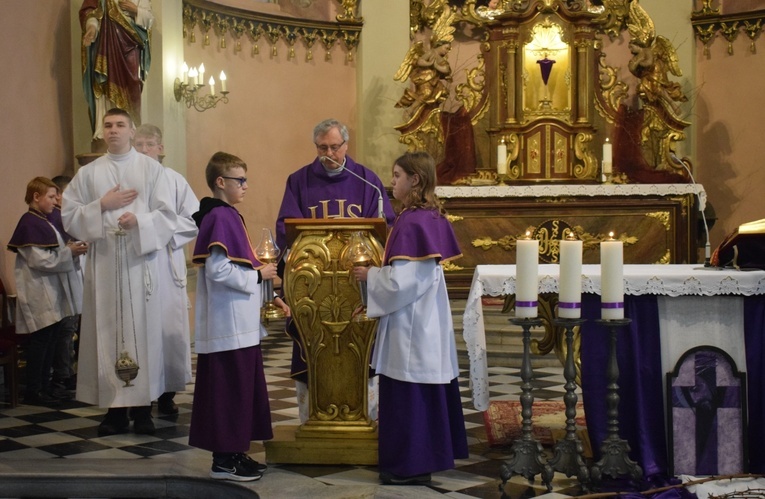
[189,152,288,481]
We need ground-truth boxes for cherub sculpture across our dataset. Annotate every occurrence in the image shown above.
[394,6,456,119]
[626,0,687,120]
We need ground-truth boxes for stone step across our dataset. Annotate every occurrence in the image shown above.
[451,299,562,370]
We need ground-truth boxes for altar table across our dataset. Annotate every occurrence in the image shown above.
[463,264,765,475]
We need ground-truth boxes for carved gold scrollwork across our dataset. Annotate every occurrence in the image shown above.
[474,221,637,264]
[646,211,670,231]
[285,227,382,427]
[573,132,597,179]
[692,8,765,56]
[182,0,362,63]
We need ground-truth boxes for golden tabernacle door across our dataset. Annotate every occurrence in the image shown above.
[264,218,387,465]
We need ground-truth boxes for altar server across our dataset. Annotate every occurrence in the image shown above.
[353,151,468,485]
[62,108,177,436]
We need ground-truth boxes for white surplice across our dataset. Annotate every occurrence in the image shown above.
[62,148,177,408]
[157,167,199,392]
[365,259,459,384]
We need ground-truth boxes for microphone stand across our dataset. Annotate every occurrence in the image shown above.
[671,153,711,267]
[322,156,385,219]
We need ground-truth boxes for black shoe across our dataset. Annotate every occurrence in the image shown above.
[157,393,179,415]
[379,471,432,485]
[48,386,73,400]
[132,406,155,435]
[210,455,263,482]
[234,453,267,473]
[24,391,61,407]
[98,408,130,436]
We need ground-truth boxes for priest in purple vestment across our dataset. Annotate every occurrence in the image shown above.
[275,118,396,421]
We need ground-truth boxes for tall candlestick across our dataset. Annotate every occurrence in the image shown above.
[601,232,624,320]
[198,63,205,86]
[603,138,613,175]
[181,61,188,86]
[497,138,508,175]
[515,231,539,318]
[558,233,582,319]
[208,75,215,96]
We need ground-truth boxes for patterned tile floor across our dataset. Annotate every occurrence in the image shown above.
[0,316,587,498]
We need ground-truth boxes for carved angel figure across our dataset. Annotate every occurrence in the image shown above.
[626,0,687,118]
[394,7,456,117]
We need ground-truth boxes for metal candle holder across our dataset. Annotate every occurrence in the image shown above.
[590,318,643,486]
[548,317,590,491]
[499,317,553,491]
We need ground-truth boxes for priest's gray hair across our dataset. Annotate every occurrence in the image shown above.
[313,119,349,143]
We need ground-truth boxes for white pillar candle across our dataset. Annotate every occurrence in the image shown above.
[515,232,539,318]
[497,139,508,175]
[219,71,227,92]
[603,138,613,175]
[601,232,624,320]
[558,234,583,319]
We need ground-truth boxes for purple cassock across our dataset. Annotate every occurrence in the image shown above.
[188,198,272,452]
[275,156,396,381]
[8,208,72,252]
[376,207,469,478]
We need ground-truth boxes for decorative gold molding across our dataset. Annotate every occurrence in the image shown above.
[182,0,363,62]
[691,8,765,55]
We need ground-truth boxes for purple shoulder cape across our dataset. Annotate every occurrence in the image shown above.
[383,207,462,265]
[192,198,263,269]
[48,207,75,243]
[7,209,61,253]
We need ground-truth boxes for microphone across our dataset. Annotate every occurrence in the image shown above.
[671,153,712,267]
[321,156,385,219]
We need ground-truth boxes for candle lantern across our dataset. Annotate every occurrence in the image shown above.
[600,231,624,320]
[558,231,583,319]
[343,231,375,322]
[515,230,539,318]
[255,228,284,321]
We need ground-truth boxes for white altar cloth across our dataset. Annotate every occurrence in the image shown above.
[463,264,765,410]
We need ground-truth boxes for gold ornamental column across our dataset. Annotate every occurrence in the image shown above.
[264,218,387,465]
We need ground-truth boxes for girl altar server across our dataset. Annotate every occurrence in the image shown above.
[353,151,468,485]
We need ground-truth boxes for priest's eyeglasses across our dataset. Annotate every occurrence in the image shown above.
[315,140,346,154]
[221,176,248,187]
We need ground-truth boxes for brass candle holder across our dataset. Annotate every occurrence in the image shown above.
[344,231,374,322]
[255,228,284,321]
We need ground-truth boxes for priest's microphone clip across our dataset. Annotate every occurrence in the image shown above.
[321,156,385,219]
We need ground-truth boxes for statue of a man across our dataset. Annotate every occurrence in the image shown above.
[80,0,153,143]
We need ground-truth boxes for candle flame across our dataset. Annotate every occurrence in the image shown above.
[608,231,615,240]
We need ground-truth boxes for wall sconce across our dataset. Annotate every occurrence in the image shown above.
[174,62,229,112]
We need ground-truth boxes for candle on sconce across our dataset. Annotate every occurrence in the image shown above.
[558,232,583,319]
[208,76,215,96]
[219,71,227,92]
[188,67,198,86]
[181,61,188,85]
[515,231,539,318]
[600,231,624,320]
[198,63,205,86]
[602,138,613,175]
[497,138,508,176]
